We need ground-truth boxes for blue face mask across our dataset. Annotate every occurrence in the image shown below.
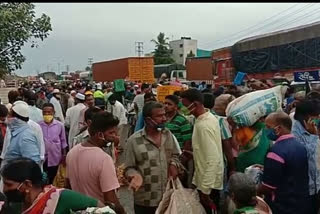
[265,127,279,141]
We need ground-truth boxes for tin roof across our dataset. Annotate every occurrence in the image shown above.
[234,21,320,52]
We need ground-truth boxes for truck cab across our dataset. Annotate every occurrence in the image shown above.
[170,70,186,82]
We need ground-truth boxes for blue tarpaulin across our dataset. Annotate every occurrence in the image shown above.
[233,72,246,85]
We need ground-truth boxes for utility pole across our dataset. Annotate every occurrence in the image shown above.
[88,57,93,82]
[135,42,144,57]
[88,57,93,67]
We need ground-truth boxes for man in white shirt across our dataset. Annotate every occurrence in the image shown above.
[133,83,150,113]
[180,89,224,214]
[50,89,65,123]
[107,94,127,126]
[65,93,87,148]
[67,90,77,109]
[106,94,128,154]
[24,90,43,123]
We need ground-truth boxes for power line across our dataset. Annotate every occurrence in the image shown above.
[199,3,301,48]
[266,6,320,32]
[222,3,317,48]
[202,3,315,49]
[245,3,317,36]
[255,3,320,34]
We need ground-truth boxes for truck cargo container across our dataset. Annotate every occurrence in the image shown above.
[92,57,155,83]
[185,57,214,85]
[212,47,235,87]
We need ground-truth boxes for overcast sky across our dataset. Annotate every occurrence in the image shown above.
[16,3,317,76]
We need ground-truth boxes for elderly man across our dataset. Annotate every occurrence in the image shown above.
[258,111,310,214]
[180,89,224,213]
[65,93,87,148]
[228,172,271,214]
[213,94,236,177]
[2,101,41,166]
[125,101,180,214]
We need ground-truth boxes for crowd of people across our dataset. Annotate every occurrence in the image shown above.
[0,79,318,214]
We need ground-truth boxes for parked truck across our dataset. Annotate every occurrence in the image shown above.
[189,21,320,87]
[92,57,155,83]
[231,21,320,82]
[154,63,186,83]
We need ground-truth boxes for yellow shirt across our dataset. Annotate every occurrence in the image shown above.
[192,110,224,194]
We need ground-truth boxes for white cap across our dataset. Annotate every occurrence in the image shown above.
[75,93,85,101]
[53,89,60,94]
[70,90,77,95]
[12,101,29,118]
[96,83,102,90]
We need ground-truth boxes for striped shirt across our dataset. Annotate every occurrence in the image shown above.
[165,113,193,148]
[210,110,232,140]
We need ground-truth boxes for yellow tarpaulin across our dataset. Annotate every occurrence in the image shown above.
[157,85,182,102]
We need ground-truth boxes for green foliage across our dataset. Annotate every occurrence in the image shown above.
[0,3,52,76]
[151,32,175,65]
[85,66,91,71]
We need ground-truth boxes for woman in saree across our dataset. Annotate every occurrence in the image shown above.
[1,158,104,214]
[231,119,271,173]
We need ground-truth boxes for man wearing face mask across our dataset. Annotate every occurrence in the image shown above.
[257,111,310,214]
[49,89,65,123]
[2,101,41,167]
[180,89,224,214]
[66,111,125,214]
[38,103,67,184]
[292,99,320,214]
[125,101,181,214]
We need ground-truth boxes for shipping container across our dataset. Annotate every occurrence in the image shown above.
[185,57,214,82]
[92,57,155,83]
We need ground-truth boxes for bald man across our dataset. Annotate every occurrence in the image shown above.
[258,112,311,214]
[212,94,236,177]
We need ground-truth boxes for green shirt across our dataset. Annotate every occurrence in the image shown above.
[236,122,271,172]
[165,113,193,148]
[9,189,98,214]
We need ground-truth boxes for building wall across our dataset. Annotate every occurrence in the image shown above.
[169,38,197,65]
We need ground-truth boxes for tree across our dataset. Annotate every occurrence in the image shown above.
[85,66,91,71]
[187,50,195,58]
[151,32,175,65]
[0,3,52,76]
